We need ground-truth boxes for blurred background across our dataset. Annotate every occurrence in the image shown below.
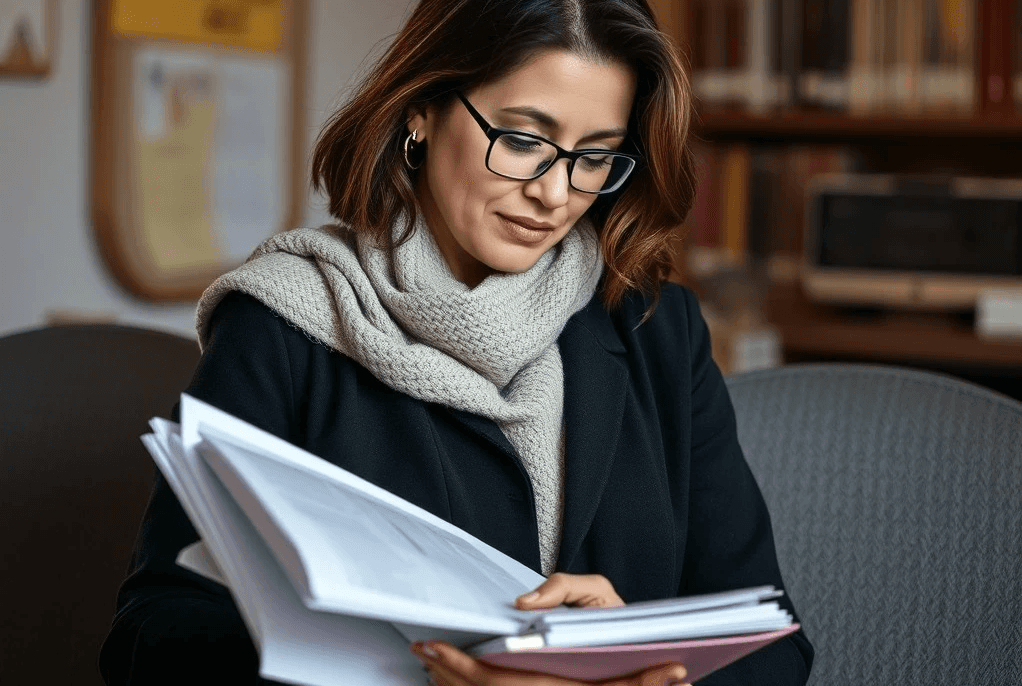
[2,0,1022,400]
[656,0,1022,401]
[0,0,412,336]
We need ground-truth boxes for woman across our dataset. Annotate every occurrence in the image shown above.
[100,0,813,684]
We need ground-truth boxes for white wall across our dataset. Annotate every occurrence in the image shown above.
[0,0,412,338]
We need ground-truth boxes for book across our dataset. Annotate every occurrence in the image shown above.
[142,394,798,685]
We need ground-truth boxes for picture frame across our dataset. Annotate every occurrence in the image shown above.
[90,0,308,300]
[0,0,56,78]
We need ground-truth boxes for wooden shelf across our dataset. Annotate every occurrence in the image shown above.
[767,285,1022,368]
[696,110,1022,145]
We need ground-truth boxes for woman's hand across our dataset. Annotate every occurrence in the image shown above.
[412,641,689,686]
[512,572,625,611]
[411,573,689,686]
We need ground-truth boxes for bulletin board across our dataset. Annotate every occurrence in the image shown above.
[90,0,307,300]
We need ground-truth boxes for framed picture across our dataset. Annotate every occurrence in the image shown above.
[90,0,308,300]
[0,0,56,77]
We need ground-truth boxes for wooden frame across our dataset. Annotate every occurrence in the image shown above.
[90,0,308,300]
[0,0,56,78]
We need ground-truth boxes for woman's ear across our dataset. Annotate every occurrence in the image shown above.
[406,109,429,142]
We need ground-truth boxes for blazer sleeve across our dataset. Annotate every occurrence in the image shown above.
[676,287,814,686]
[99,292,301,686]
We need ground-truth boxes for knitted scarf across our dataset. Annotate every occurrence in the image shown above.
[195,216,604,574]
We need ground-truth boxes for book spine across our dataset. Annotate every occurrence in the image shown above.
[779,0,803,107]
[770,0,784,109]
[879,0,899,112]
[920,0,942,112]
[682,144,723,279]
[721,144,751,262]
[848,0,876,114]
[747,147,778,262]
[799,0,824,106]
[1016,0,1022,111]
[691,0,709,71]
[690,144,722,249]
[799,0,851,109]
[896,0,924,113]
[746,0,776,113]
[692,0,734,107]
[821,0,851,109]
[724,0,750,107]
[979,0,1015,115]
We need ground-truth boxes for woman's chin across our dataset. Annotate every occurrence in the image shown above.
[478,253,545,277]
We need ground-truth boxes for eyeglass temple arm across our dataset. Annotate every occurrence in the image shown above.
[455,91,496,137]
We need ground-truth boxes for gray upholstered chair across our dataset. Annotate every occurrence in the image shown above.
[0,324,200,685]
[725,363,1022,685]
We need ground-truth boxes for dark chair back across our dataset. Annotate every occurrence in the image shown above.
[726,363,1022,685]
[0,324,199,685]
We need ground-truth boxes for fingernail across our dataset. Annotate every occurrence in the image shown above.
[411,641,440,659]
[518,591,540,602]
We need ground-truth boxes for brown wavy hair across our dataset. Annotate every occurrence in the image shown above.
[311,0,696,310]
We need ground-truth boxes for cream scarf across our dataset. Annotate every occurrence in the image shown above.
[195,216,603,574]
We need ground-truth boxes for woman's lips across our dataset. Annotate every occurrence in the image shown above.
[497,214,557,245]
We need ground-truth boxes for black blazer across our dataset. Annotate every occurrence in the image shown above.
[100,284,812,685]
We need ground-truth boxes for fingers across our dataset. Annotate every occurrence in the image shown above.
[412,641,586,686]
[595,662,688,686]
[426,659,475,686]
[413,641,489,686]
[410,641,687,686]
[515,572,625,610]
[635,663,689,686]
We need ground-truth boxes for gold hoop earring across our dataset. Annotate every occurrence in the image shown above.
[403,130,423,170]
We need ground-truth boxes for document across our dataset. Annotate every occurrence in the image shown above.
[142,394,798,685]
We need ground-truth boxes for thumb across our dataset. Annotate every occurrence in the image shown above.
[515,572,625,610]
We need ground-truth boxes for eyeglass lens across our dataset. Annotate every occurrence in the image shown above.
[489,133,635,193]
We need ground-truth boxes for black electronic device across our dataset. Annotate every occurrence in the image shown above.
[802,174,1022,309]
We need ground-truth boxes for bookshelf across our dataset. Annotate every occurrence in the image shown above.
[650,0,1022,394]
[699,111,1022,143]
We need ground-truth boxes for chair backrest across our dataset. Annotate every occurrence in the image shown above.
[725,363,1022,685]
[0,324,200,685]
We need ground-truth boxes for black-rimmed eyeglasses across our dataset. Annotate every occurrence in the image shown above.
[456,91,640,195]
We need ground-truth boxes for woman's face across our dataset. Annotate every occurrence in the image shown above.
[407,49,636,286]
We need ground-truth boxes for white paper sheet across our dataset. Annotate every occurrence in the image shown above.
[146,422,426,686]
[130,47,286,263]
[212,56,286,261]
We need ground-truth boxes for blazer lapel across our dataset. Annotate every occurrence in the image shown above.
[556,296,629,572]
[440,295,631,572]
[443,407,517,459]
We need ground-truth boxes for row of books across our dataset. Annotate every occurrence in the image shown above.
[685,0,1022,116]
[680,142,856,280]
[671,143,855,377]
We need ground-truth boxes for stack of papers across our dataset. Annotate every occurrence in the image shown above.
[142,394,798,685]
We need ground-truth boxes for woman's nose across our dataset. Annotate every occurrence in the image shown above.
[523,158,571,208]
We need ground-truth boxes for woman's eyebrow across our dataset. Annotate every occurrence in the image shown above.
[498,105,628,143]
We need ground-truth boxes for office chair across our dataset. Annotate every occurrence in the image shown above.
[0,323,200,685]
[725,363,1022,685]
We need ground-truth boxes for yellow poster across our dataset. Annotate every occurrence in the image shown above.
[135,51,223,272]
[111,0,284,51]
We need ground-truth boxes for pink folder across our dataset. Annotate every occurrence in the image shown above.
[477,625,800,682]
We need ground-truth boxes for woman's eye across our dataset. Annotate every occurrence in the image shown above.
[580,155,612,171]
[500,134,543,153]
